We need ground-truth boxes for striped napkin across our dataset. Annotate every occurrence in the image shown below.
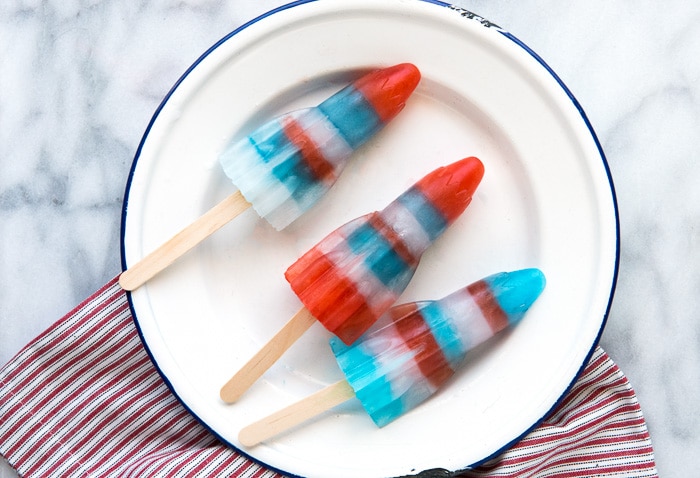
[0,277,657,477]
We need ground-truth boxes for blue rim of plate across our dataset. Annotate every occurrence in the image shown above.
[120,1,621,475]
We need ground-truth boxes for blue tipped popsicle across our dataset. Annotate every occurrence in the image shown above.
[331,268,546,427]
[238,269,546,446]
[220,63,422,230]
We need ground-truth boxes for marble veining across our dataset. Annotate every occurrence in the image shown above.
[2,1,699,476]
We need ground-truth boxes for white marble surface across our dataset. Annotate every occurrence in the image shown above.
[1,1,698,476]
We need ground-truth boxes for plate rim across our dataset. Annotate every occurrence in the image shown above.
[119,0,621,475]
[476,27,622,466]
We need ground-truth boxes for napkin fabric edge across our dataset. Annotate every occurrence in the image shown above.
[0,277,657,477]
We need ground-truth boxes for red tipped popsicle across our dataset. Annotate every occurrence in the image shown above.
[119,63,421,291]
[286,156,484,345]
[220,157,484,403]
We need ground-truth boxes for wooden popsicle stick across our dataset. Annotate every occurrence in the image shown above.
[239,379,355,447]
[119,190,251,291]
[220,307,317,403]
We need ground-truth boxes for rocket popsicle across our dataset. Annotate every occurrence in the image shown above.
[285,156,485,345]
[119,63,421,291]
[238,268,546,446]
[220,63,422,231]
[220,157,484,403]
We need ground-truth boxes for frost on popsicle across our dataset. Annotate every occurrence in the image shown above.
[219,63,421,230]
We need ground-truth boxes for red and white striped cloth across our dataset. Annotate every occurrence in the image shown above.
[0,277,657,477]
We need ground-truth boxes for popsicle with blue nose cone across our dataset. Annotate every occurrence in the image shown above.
[238,268,546,446]
[119,63,421,291]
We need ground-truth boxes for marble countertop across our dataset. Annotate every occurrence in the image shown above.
[1,1,697,476]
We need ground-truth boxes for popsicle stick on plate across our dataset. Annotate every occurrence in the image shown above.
[220,307,317,403]
[239,380,355,447]
[119,191,251,291]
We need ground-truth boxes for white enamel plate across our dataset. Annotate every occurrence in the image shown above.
[121,1,619,476]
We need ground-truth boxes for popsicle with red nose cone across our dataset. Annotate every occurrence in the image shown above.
[286,156,485,345]
[238,269,546,447]
[119,63,421,291]
[219,63,422,231]
[220,157,484,403]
